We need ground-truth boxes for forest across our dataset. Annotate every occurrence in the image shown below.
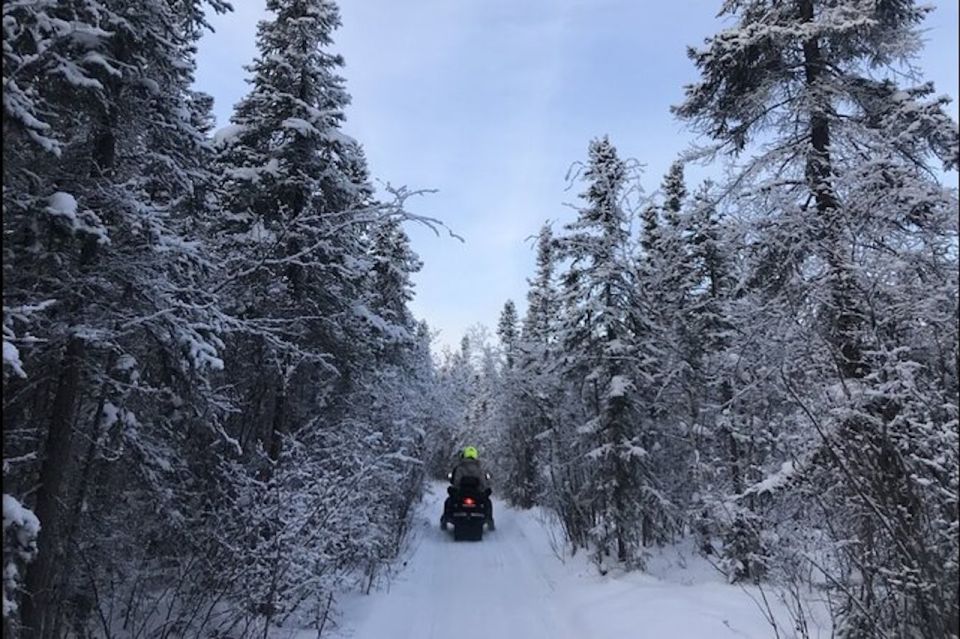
[3,1,957,638]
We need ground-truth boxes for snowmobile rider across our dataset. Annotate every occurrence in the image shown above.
[442,446,494,529]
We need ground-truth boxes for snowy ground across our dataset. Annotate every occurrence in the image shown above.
[282,483,831,639]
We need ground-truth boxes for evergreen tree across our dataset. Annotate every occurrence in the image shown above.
[676,1,959,633]
[3,1,233,635]
[497,300,520,369]
[366,209,422,362]
[553,137,658,568]
[660,159,686,227]
[639,204,660,255]
[673,0,956,380]
[3,0,442,635]
[496,225,561,509]
[214,0,368,461]
[521,224,557,345]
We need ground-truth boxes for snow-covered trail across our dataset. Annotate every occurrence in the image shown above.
[340,484,585,639]
[331,483,822,639]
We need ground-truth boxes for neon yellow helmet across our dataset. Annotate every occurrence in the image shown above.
[462,446,478,460]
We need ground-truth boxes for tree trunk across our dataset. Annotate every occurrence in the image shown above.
[21,336,85,639]
[799,0,864,379]
[268,377,287,462]
[727,426,743,496]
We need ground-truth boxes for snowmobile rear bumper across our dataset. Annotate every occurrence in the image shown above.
[451,511,486,541]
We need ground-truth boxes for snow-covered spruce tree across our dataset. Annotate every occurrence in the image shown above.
[641,172,773,582]
[687,195,786,584]
[204,1,439,632]
[213,0,369,462]
[655,160,694,316]
[486,228,563,512]
[2,495,40,638]
[675,1,959,634]
[3,0,234,635]
[494,299,540,507]
[522,224,558,345]
[673,180,744,564]
[497,300,520,369]
[338,205,429,595]
[4,0,435,635]
[412,323,462,476]
[643,160,690,295]
[514,225,568,513]
[552,137,668,569]
[635,162,703,514]
[633,163,719,553]
[368,214,423,364]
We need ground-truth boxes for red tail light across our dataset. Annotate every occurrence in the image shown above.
[463,497,475,506]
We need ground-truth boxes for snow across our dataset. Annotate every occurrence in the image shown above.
[321,128,358,146]
[245,220,277,244]
[179,328,225,371]
[743,460,796,497]
[585,443,614,460]
[52,61,103,89]
[624,444,648,459]
[2,495,40,538]
[224,158,281,183]
[46,191,78,223]
[101,402,120,428]
[276,483,830,639]
[3,493,41,617]
[2,80,62,155]
[212,123,246,147]
[3,87,52,134]
[608,374,633,398]
[382,451,424,465]
[43,193,110,244]
[82,52,122,77]
[2,340,26,378]
[281,117,319,136]
[576,417,601,435]
[353,303,410,341]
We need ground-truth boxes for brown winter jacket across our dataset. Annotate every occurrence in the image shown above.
[451,459,489,491]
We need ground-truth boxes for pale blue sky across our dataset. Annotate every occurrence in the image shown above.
[196,1,959,350]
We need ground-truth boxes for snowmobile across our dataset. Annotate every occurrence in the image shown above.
[441,475,494,541]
